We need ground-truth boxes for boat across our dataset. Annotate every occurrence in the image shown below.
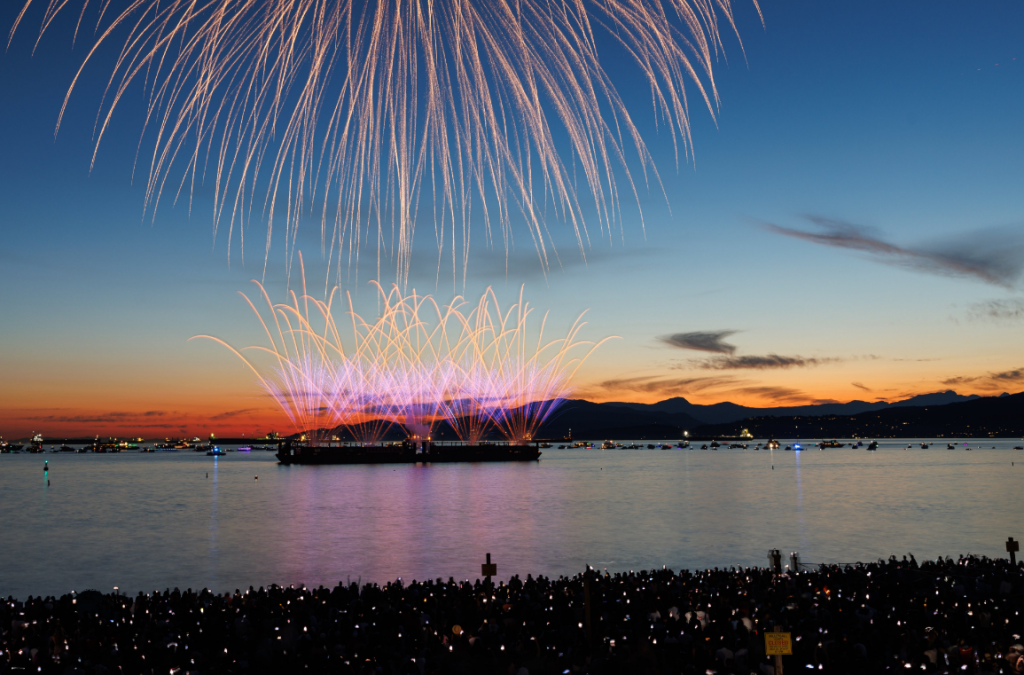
[276,440,541,465]
[710,440,720,448]
[237,446,252,452]
[818,440,844,449]
[765,439,780,450]
[1014,446,1023,451]
[920,443,929,449]
[59,445,77,452]
[601,440,615,449]
[867,441,879,451]
[206,448,226,456]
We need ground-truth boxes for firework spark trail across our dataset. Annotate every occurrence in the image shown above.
[192,270,615,443]
[12,0,761,284]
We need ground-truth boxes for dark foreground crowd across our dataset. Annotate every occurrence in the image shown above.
[4,555,1024,675]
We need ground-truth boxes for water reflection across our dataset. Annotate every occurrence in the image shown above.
[795,448,805,555]
[209,457,219,586]
[0,444,1021,597]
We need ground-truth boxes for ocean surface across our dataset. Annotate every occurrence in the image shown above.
[0,439,1019,597]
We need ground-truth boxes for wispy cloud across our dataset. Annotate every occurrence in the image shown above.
[692,354,840,370]
[764,216,1024,288]
[593,375,745,397]
[732,386,808,403]
[404,246,660,285]
[942,367,1024,390]
[209,408,262,421]
[966,298,1024,322]
[658,330,738,354]
[27,411,168,423]
[851,382,872,392]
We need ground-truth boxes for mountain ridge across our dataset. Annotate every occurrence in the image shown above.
[533,390,1016,439]
[598,390,982,426]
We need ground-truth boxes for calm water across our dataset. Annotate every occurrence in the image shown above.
[1,440,1020,597]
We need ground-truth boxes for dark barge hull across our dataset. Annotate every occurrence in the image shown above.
[276,443,541,465]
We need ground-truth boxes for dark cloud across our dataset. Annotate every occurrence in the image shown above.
[658,330,738,354]
[764,216,1024,288]
[851,382,872,392]
[966,299,1024,322]
[693,354,839,370]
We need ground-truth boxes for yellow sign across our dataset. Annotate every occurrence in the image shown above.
[765,632,792,655]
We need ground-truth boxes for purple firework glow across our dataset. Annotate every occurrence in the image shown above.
[196,280,614,445]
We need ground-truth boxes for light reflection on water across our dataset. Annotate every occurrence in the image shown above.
[0,440,1019,597]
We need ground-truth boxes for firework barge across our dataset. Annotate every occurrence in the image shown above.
[276,439,542,465]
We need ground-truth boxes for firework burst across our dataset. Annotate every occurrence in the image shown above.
[12,0,761,283]
[194,265,614,443]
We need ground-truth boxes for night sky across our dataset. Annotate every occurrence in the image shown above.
[2,1,1022,438]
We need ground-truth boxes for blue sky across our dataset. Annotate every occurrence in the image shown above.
[1,1,1022,436]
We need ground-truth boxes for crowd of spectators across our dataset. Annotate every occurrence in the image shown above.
[3,554,1024,674]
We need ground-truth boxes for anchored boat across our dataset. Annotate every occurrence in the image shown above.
[276,440,542,465]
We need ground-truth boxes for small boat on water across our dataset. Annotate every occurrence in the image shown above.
[206,448,226,456]
[920,442,929,449]
[867,441,879,451]
[765,439,780,450]
[1014,446,1023,451]
[237,446,252,452]
[818,440,844,449]
[601,440,615,449]
[947,443,956,449]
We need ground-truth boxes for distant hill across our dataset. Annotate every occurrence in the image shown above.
[534,401,701,439]
[604,390,982,426]
[527,390,1013,440]
[688,391,1024,439]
